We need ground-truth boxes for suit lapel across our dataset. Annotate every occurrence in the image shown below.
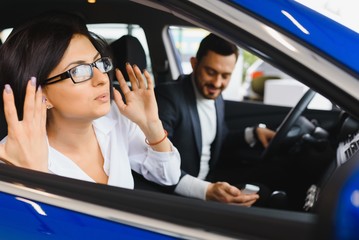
[209,95,224,168]
[215,95,224,142]
[184,75,202,159]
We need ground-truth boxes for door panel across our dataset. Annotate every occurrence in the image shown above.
[219,100,341,166]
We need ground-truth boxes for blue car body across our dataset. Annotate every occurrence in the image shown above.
[0,192,178,240]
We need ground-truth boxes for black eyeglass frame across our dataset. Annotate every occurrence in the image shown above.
[45,57,113,85]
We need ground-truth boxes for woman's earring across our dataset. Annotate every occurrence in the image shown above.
[44,97,52,110]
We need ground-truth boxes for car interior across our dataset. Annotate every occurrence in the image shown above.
[0,0,359,239]
[104,28,358,212]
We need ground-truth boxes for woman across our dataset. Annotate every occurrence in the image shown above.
[0,11,181,189]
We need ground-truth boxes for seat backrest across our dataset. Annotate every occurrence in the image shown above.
[110,35,147,82]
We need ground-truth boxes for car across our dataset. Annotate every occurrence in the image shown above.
[0,0,359,239]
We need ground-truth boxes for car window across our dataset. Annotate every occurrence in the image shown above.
[168,26,210,74]
[0,28,12,43]
[167,26,332,110]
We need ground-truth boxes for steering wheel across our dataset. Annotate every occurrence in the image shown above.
[261,89,316,160]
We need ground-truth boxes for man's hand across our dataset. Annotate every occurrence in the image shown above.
[206,182,259,207]
[256,127,275,148]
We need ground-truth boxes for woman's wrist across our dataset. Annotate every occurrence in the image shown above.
[140,120,171,151]
[140,119,165,143]
[253,123,267,142]
[145,130,168,146]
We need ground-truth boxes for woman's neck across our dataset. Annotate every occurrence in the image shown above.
[46,117,96,151]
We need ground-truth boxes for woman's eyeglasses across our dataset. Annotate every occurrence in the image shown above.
[45,57,113,85]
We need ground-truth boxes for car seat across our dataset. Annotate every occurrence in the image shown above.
[109,35,147,86]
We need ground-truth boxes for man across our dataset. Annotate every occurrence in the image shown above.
[155,33,275,205]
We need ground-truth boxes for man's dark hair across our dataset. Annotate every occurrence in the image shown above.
[196,33,239,62]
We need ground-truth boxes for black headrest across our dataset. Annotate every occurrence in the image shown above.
[110,35,147,82]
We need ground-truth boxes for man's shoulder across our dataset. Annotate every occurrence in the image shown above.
[156,74,190,87]
[155,74,191,93]
[175,74,191,82]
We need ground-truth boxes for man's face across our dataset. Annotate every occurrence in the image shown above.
[191,50,237,100]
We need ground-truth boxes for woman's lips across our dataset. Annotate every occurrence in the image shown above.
[95,92,110,102]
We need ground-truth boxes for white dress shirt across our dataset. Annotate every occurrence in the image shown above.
[196,92,217,180]
[1,103,181,189]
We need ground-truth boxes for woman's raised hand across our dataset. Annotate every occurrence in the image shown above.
[0,77,48,171]
[113,64,160,133]
[113,64,171,151]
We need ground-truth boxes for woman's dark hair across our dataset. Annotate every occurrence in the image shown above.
[0,11,112,136]
[196,33,239,62]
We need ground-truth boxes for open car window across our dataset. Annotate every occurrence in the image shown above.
[167,25,333,110]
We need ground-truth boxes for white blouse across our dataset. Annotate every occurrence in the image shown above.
[2,103,181,189]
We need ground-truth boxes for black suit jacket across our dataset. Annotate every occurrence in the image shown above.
[155,74,228,180]
[153,81,273,204]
